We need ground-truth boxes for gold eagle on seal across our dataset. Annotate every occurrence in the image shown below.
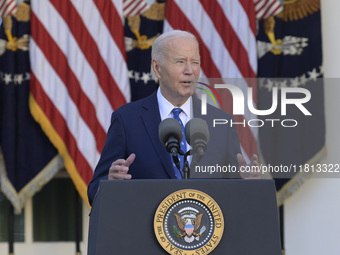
[174,212,204,243]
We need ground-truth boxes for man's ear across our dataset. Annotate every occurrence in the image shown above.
[152,59,161,78]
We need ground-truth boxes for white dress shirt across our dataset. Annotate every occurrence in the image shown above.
[157,87,192,163]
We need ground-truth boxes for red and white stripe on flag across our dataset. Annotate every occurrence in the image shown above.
[164,0,258,162]
[29,0,130,205]
[254,0,283,19]
[123,0,149,17]
[0,0,17,17]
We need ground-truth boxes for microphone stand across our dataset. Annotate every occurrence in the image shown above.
[182,150,192,179]
[174,149,192,179]
[177,148,205,179]
[180,145,206,179]
[177,148,206,179]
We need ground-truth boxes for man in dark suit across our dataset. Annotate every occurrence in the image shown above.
[88,30,259,205]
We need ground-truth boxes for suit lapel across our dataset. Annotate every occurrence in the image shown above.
[141,93,176,179]
[193,96,204,119]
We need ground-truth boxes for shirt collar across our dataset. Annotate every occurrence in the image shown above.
[157,87,192,121]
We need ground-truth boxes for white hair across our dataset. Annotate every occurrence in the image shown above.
[150,30,199,79]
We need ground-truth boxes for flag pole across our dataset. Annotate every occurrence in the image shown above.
[75,190,81,255]
[279,205,285,255]
[8,202,14,255]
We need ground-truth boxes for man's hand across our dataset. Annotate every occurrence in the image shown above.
[237,153,261,179]
[108,153,136,180]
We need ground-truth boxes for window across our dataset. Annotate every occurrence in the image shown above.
[33,178,82,241]
[0,192,24,242]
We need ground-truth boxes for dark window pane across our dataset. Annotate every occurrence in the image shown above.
[33,178,82,241]
[0,192,25,242]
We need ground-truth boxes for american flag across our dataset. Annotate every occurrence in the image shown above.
[29,0,130,204]
[254,0,283,19]
[0,0,17,17]
[123,0,150,16]
[164,0,258,162]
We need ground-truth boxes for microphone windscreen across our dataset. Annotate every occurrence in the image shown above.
[185,118,210,145]
[159,118,183,145]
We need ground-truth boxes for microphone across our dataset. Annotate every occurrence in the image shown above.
[159,118,183,157]
[185,118,210,165]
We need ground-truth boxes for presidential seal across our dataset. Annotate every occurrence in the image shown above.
[154,189,224,255]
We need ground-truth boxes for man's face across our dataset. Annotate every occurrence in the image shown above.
[153,37,201,106]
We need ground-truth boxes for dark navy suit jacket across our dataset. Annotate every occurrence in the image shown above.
[87,92,241,205]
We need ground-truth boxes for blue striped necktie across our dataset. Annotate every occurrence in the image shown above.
[171,108,187,179]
